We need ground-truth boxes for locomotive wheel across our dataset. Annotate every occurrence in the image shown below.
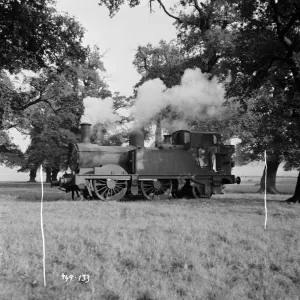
[93,179,127,201]
[190,184,210,199]
[141,179,172,200]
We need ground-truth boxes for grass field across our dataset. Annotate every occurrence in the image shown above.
[0,178,299,300]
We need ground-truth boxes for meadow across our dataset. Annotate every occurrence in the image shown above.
[0,177,299,300]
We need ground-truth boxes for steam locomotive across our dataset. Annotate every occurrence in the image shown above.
[52,123,241,201]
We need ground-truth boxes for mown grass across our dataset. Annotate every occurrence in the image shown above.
[1,181,300,300]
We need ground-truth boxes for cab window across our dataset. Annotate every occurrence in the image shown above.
[184,132,190,143]
[213,135,218,145]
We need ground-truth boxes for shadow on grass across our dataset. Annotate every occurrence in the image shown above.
[1,189,71,202]
[11,193,295,204]
[0,181,48,188]
[14,191,72,202]
[0,181,72,202]
[0,182,295,204]
[225,183,295,194]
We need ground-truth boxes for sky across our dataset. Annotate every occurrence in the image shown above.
[56,0,178,96]
[0,0,298,181]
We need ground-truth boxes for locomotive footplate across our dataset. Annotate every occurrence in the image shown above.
[75,174,131,189]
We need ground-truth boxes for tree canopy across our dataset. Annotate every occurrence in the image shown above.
[0,0,87,73]
[98,0,300,201]
[0,0,89,175]
[15,45,115,180]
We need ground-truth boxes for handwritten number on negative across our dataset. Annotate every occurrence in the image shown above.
[62,273,90,283]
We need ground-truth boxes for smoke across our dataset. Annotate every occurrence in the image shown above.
[161,119,190,133]
[80,69,228,145]
[133,68,226,131]
[81,96,121,126]
[132,78,167,127]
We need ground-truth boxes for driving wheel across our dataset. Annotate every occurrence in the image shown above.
[93,179,127,201]
[141,179,172,200]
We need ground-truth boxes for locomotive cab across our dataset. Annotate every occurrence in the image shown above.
[171,130,221,150]
[171,130,236,176]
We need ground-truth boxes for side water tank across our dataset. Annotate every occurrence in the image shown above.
[129,129,144,148]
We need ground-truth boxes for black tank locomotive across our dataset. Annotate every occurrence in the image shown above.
[53,123,241,200]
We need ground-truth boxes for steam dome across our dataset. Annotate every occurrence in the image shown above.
[129,129,144,148]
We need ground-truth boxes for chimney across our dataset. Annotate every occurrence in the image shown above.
[155,119,162,147]
[80,122,92,143]
[163,134,172,144]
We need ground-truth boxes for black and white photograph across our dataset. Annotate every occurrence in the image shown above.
[0,0,299,299]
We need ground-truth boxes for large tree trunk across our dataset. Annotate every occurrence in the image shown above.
[256,156,280,194]
[45,167,51,183]
[28,167,37,182]
[51,168,60,182]
[286,171,300,203]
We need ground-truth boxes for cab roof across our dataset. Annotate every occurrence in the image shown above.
[172,130,221,135]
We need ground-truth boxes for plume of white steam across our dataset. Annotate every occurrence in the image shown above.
[81,96,121,126]
[133,68,226,130]
[161,119,190,133]
[132,78,167,127]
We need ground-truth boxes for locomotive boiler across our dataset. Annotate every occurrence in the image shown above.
[52,122,241,201]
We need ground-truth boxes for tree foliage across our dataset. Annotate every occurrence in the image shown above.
[218,0,300,199]
[16,46,112,178]
[0,0,88,144]
[18,108,79,180]
[90,92,135,146]
[78,45,112,98]
[98,0,300,201]
[0,0,89,176]
[0,0,87,73]
[0,131,24,168]
[133,40,185,89]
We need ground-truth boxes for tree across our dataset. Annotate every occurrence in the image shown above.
[0,0,88,154]
[133,40,185,89]
[16,89,82,182]
[0,71,27,169]
[99,0,235,75]
[100,0,241,135]
[78,45,112,98]
[0,0,87,73]
[18,106,80,182]
[219,0,300,202]
[1,65,85,181]
[0,131,24,169]
[232,87,300,194]
[16,45,130,181]
[98,0,300,202]
[15,46,110,181]
[160,0,300,200]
